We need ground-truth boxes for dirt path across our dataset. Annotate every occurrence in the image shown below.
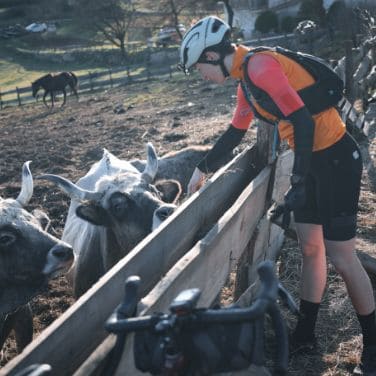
[0,76,375,375]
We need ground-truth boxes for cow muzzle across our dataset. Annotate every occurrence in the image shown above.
[43,242,74,277]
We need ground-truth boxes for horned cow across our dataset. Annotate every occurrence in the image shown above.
[129,144,211,192]
[39,143,210,297]
[0,162,73,356]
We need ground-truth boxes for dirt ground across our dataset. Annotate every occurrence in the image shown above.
[0,74,375,375]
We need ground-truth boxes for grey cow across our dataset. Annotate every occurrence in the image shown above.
[129,144,211,192]
[39,143,209,298]
[0,162,73,356]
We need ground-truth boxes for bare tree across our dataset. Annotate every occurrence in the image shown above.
[143,0,219,40]
[222,0,234,29]
[74,0,136,59]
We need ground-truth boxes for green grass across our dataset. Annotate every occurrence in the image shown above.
[0,59,38,91]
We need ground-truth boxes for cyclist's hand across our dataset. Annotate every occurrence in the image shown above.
[187,168,205,195]
[270,204,291,230]
[269,182,306,230]
[284,181,306,211]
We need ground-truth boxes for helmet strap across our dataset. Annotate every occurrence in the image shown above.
[197,52,230,78]
[219,58,230,78]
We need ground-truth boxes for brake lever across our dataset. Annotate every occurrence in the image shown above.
[106,275,141,330]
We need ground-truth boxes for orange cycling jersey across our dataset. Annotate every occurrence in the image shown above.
[230,45,346,151]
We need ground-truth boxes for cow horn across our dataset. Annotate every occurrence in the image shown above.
[16,161,33,206]
[142,142,158,183]
[37,174,102,202]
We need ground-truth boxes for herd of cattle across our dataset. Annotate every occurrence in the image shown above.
[0,143,210,361]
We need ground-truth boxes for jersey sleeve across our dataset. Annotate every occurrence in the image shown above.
[247,53,305,117]
[231,83,254,130]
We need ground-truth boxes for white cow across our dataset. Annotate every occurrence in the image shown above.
[39,143,210,297]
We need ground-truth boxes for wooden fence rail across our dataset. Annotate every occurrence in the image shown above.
[0,64,176,109]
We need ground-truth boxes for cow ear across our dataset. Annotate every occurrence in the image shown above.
[76,203,110,226]
[155,179,182,204]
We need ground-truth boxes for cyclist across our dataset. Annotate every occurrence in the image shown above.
[178,15,376,375]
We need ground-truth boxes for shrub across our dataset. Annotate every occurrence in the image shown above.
[298,0,326,25]
[255,10,278,34]
[281,16,297,33]
[326,0,348,29]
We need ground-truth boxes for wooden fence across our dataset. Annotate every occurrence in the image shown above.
[0,139,258,374]
[0,63,177,110]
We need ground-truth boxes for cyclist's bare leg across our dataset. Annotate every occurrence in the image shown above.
[325,238,375,315]
[290,223,327,350]
[296,223,327,303]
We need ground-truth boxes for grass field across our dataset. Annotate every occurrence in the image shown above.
[0,9,160,93]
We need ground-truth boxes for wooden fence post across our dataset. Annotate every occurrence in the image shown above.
[345,40,354,101]
[256,121,276,169]
[109,69,113,88]
[127,67,131,83]
[16,87,22,106]
[145,48,151,80]
[89,72,94,91]
[234,121,276,297]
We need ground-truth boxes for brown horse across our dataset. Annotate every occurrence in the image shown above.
[31,72,79,108]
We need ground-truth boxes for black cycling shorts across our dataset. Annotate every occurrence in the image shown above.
[293,132,363,241]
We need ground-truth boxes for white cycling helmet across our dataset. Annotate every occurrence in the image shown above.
[179,16,231,74]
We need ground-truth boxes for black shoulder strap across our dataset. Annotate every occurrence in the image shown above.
[242,47,286,120]
[239,80,277,126]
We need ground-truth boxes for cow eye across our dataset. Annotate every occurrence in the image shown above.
[110,193,129,218]
[0,230,17,247]
[113,203,125,215]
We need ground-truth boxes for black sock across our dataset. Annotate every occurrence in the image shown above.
[357,310,376,347]
[294,299,320,341]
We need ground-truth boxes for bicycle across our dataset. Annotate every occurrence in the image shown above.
[14,261,298,376]
[102,260,299,375]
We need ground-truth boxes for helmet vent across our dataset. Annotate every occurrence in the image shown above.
[212,19,222,33]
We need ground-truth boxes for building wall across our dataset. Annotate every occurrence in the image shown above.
[232,9,260,39]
